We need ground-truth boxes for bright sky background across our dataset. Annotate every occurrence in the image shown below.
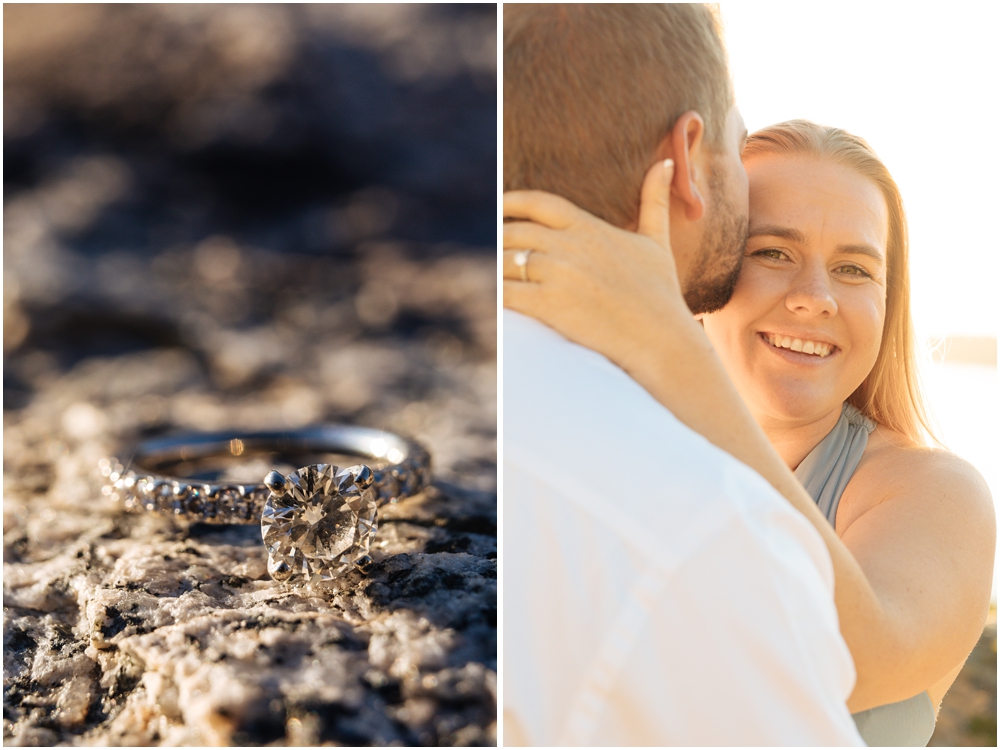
[720,2,999,339]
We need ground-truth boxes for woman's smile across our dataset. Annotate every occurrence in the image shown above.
[758,331,837,359]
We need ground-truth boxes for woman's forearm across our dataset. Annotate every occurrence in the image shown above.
[622,309,901,711]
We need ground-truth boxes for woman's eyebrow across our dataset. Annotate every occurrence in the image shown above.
[748,225,805,243]
[837,243,886,263]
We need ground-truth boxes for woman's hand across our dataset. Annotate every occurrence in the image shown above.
[503,159,690,375]
[502,158,779,499]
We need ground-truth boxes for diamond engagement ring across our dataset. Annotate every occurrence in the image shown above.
[513,248,532,282]
[100,425,431,583]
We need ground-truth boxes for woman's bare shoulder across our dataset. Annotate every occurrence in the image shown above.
[839,426,994,533]
[866,427,991,491]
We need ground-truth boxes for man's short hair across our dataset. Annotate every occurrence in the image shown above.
[504,4,733,228]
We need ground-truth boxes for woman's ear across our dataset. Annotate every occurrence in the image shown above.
[656,111,706,222]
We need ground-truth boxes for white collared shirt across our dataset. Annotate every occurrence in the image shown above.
[503,311,864,746]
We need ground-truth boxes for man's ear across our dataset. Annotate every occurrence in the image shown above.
[655,111,707,222]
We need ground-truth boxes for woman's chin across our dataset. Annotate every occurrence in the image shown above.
[750,386,845,426]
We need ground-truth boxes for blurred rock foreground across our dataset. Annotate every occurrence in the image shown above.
[3,4,496,746]
[929,611,997,747]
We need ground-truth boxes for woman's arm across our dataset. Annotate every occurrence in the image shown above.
[502,164,995,710]
[837,444,994,709]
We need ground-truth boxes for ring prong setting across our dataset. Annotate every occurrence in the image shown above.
[268,557,294,582]
[354,465,374,489]
[263,470,288,495]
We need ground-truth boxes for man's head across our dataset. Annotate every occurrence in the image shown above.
[504,4,749,314]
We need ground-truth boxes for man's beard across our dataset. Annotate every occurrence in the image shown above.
[682,169,748,316]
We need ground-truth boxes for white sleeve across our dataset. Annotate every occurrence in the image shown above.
[570,504,866,747]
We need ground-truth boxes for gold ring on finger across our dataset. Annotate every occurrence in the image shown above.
[513,249,533,282]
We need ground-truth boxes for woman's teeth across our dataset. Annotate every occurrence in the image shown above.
[763,333,833,357]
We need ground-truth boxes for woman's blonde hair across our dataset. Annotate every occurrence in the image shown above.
[744,120,934,444]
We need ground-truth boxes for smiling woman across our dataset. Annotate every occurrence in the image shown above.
[704,153,890,443]
[502,118,995,746]
[725,121,931,446]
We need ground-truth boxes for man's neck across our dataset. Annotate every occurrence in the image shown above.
[752,405,844,471]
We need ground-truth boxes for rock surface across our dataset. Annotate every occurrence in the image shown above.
[3,5,496,746]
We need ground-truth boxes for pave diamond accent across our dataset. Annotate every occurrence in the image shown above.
[260,464,377,583]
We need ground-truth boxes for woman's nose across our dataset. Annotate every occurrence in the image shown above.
[785,268,837,317]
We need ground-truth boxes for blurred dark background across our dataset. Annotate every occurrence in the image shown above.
[4,2,495,370]
[3,5,496,746]
[3,2,496,460]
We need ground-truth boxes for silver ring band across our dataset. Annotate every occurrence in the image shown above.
[101,425,431,525]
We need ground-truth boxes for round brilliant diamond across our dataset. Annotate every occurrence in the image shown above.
[260,464,377,582]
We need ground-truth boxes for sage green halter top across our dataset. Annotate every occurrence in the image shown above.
[794,403,936,747]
